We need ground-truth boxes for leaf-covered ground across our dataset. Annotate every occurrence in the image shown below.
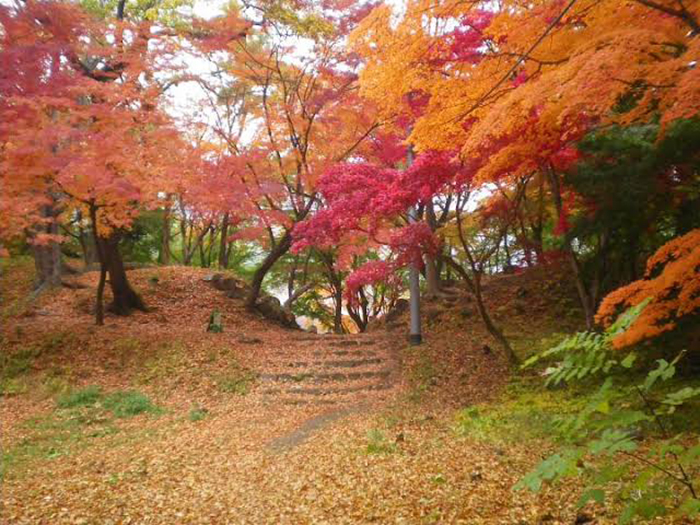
[0,259,671,524]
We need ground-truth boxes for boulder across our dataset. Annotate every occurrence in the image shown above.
[210,274,227,290]
[384,298,409,324]
[255,295,299,329]
[224,279,249,299]
[211,274,250,299]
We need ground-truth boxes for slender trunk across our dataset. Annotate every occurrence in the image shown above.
[424,202,441,297]
[503,228,512,268]
[425,256,441,297]
[198,238,206,267]
[348,297,368,333]
[95,263,106,326]
[546,167,595,328]
[445,257,518,366]
[160,201,171,266]
[473,275,518,365]
[100,234,146,315]
[332,281,344,334]
[218,213,230,269]
[180,214,189,264]
[89,203,106,325]
[205,228,216,267]
[183,223,211,266]
[246,231,292,308]
[287,257,297,302]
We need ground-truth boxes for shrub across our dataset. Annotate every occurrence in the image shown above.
[518,304,700,523]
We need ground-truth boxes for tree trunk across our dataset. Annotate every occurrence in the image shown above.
[332,281,344,334]
[218,213,230,269]
[78,226,97,267]
[472,275,518,365]
[246,231,292,308]
[159,202,171,266]
[348,300,368,333]
[445,257,518,366]
[100,234,147,315]
[424,202,441,297]
[183,223,211,266]
[284,282,313,309]
[32,241,62,289]
[546,167,595,328]
[31,202,62,289]
[425,255,441,297]
[89,203,106,325]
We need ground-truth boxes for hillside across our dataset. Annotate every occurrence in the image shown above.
[0,258,624,524]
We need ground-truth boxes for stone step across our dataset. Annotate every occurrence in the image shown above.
[267,357,384,370]
[263,382,394,397]
[327,339,376,347]
[262,349,378,362]
[279,398,340,407]
[288,335,379,344]
[260,369,391,384]
[313,349,378,358]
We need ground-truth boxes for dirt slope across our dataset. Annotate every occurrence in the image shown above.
[1,261,602,524]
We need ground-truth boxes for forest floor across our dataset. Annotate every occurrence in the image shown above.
[0,257,674,524]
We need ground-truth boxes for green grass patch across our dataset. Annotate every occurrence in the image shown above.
[2,409,119,480]
[454,377,587,443]
[103,390,162,418]
[3,387,161,480]
[57,386,162,417]
[57,385,102,408]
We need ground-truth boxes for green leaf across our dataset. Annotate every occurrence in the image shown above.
[577,488,605,508]
[515,450,582,492]
[642,359,675,392]
[662,387,700,407]
[621,352,636,368]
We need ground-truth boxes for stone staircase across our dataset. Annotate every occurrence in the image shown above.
[258,333,400,407]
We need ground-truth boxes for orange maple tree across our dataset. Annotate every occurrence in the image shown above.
[596,229,700,349]
[0,0,206,322]
[348,0,700,327]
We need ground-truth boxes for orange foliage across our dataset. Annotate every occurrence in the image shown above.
[350,0,700,183]
[596,229,700,349]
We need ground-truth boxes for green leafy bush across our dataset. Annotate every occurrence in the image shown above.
[518,304,700,523]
